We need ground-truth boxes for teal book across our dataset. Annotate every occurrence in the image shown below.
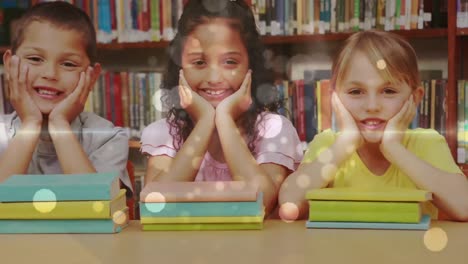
[0,208,129,234]
[0,172,120,202]
[140,193,263,217]
[142,222,263,231]
[305,215,431,230]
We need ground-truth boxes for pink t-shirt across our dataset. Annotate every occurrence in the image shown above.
[140,113,303,181]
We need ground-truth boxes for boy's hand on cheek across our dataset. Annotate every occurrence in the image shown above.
[380,95,415,155]
[332,92,362,151]
[6,55,42,125]
[48,64,101,127]
[216,70,252,120]
[178,70,214,123]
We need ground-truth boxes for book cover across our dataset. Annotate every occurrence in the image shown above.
[140,181,258,202]
[140,212,264,224]
[0,189,126,219]
[308,200,421,223]
[142,221,263,231]
[140,193,263,217]
[306,187,432,202]
[0,208,129,234]
[0,172,120,202]
[306,214,431,230]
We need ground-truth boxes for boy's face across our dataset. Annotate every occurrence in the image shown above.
[336,51,423,143]
[181,18,249,108]
[4,21,90,114]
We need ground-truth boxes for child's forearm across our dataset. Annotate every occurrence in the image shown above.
[385,144,468,221]
[156,113,215,182]
[215,113,281,214]
[48,119,96,174]
[0,121,41,182]
[279,137,354,219]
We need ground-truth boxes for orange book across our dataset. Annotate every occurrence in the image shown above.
[140,181,258,203]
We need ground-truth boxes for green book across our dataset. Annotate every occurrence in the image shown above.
[309,200,421,223]
[140,212,264,224]
[306,187,432,202]
[142,222,263,231]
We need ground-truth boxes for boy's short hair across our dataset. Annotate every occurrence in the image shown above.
[332,30,421,90]
[11,1,97,63]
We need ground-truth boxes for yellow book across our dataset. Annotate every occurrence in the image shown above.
[0,189,126,219]
[306,187,432,202]
[140,212,265,224]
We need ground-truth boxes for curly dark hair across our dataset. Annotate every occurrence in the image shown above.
[162,0,282,152]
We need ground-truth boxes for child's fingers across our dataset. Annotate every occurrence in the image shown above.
[8,56,20,98]
[79,67,93,103]
[239,70,251,95]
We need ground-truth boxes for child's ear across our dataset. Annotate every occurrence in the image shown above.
[412,86,424,105]
[3,50,13,69]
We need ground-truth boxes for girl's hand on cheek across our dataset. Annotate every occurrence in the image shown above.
[332,92,362,151]
[48,64,101,126]
[178,70,214,122]
[216,70,252,120]
[6,55,42,125]
[381,95,415,153]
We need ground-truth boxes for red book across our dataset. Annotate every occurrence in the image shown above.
[113,73,123,127]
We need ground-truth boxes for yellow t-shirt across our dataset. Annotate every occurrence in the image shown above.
[303,129,462,219]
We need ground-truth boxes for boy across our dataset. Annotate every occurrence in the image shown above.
[0,2,132,193]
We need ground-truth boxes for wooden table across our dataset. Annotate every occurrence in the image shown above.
[1,220,466,264]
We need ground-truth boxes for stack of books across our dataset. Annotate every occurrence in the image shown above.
[139,181,264,231]
[0,172,129,233]
[305,187,432,230]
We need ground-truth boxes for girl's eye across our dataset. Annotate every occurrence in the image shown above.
[383,88,397,94]
[26,56,42,63]
[192,60,205,66]
[348,89,362,95]
[224,59,238,65]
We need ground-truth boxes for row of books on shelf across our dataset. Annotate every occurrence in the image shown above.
[253,0,448,36]
[458,0,468,28]
[280,69,449,144]
[0,0,456,46]
[0,171,433,232]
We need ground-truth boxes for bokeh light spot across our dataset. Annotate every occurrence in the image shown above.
[144,192,166,213]
[424,227,448,252]
[112,210,127,225]
[92,202,105,213]
[279,202,299,223]
[296,174,311,189]
[376,59,387,70]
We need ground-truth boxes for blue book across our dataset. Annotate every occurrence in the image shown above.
[140,193,263,217]
[305,215,431,230]
[0,172,120,202]
[0,208,129,234]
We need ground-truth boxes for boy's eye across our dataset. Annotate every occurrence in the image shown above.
[62,61,78,68]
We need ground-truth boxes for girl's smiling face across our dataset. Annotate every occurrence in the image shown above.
[336,51,422,143]
[181,18,249,108]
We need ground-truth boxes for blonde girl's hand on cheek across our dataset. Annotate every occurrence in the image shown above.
[48,63,102,126]
[332,92,362,152]
[6,55,42,125]
[380,94,415,154]
[216,70,252,120]
[178,70,214,122]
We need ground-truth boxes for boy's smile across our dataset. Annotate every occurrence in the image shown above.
[5,21,90,114]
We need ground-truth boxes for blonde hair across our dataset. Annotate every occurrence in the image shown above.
[331,30,420,90]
